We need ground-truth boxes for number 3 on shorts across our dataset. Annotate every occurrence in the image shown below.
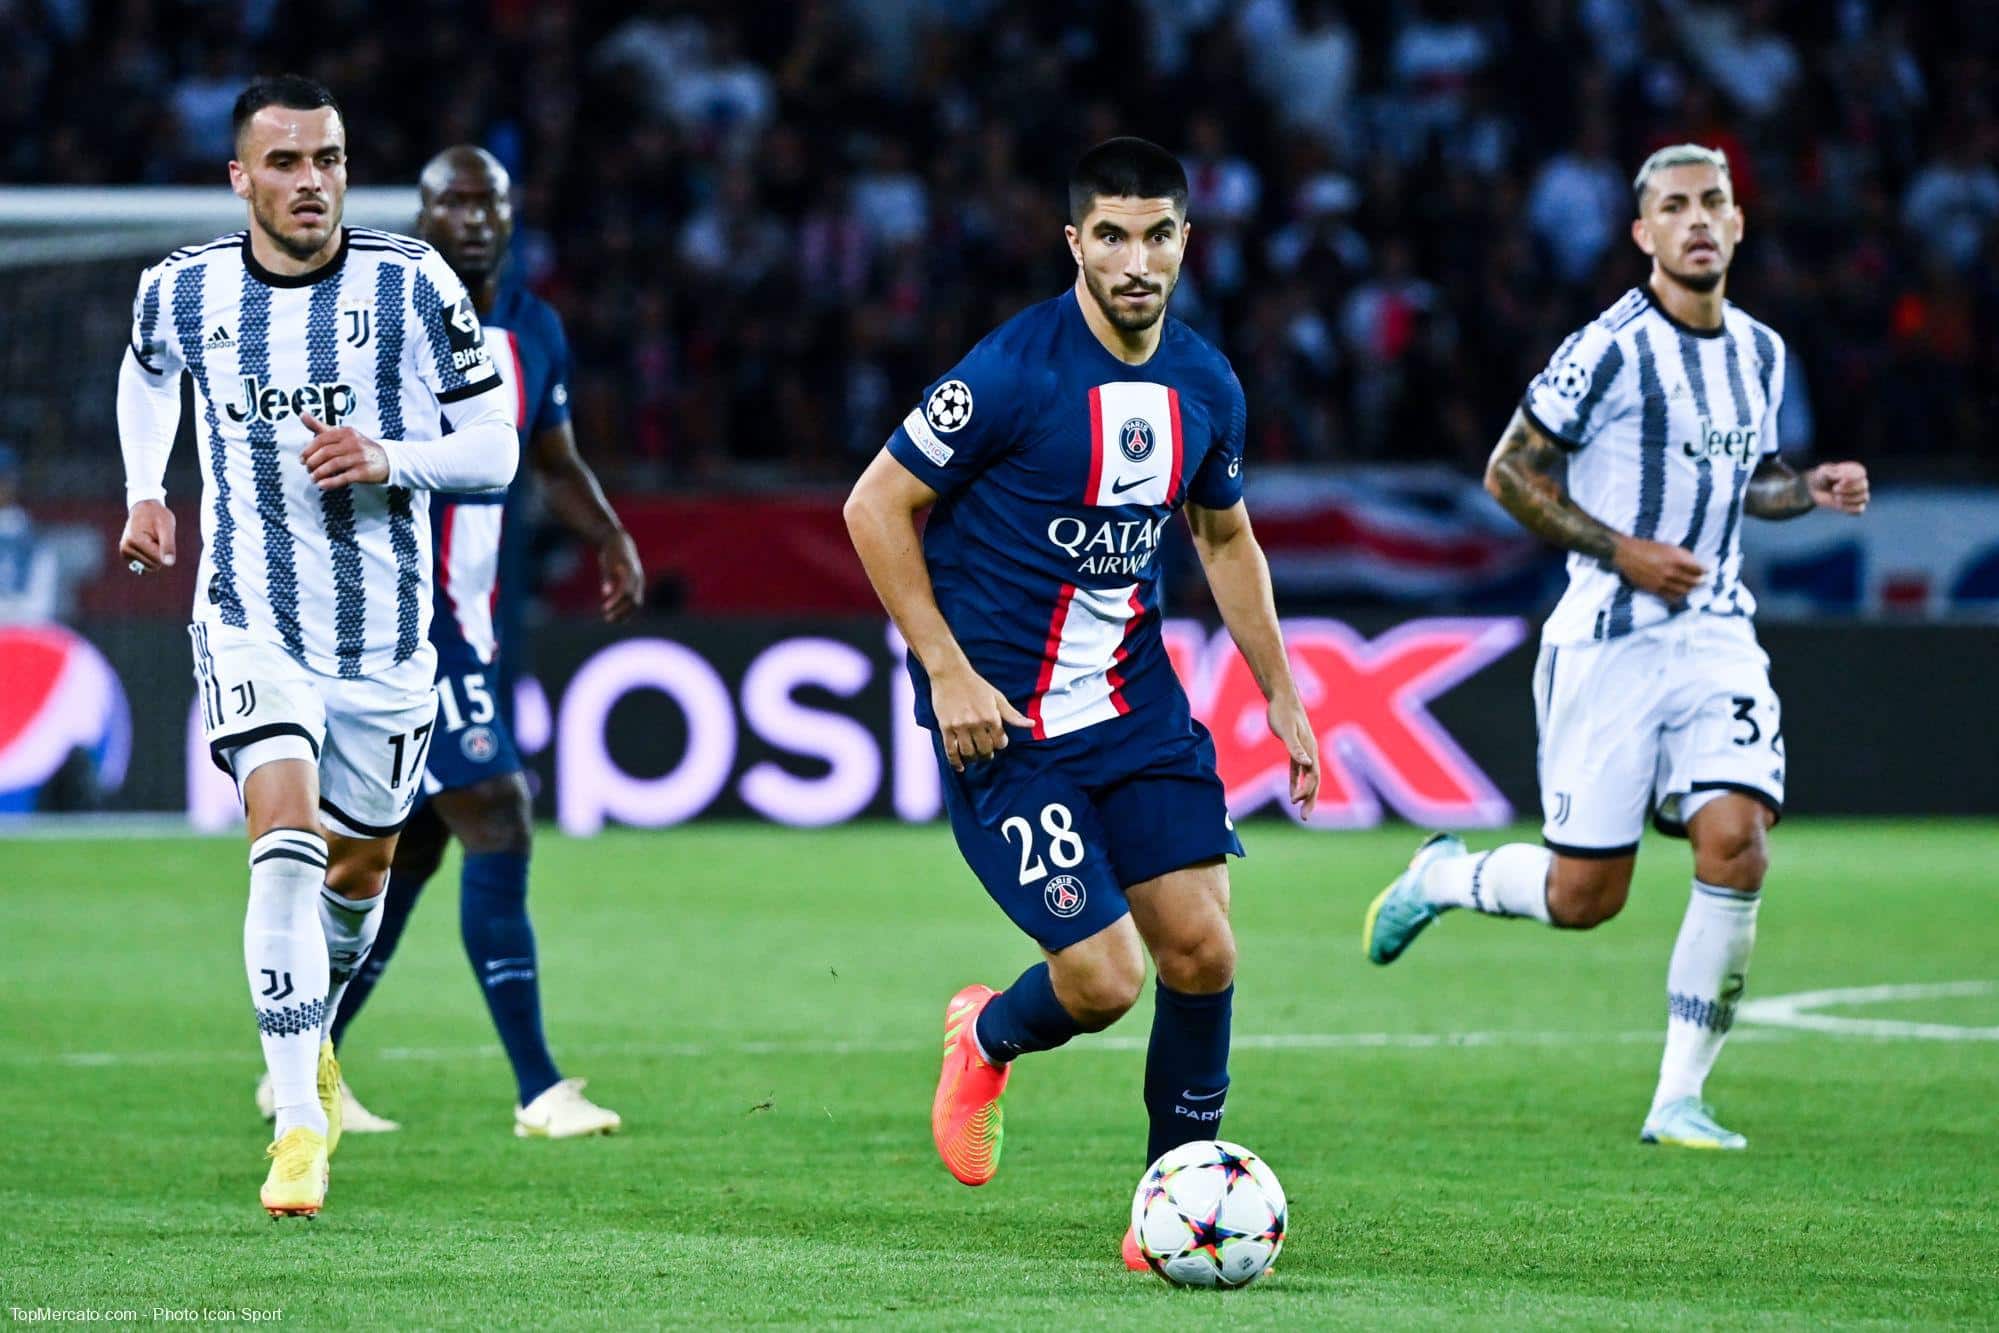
[386,721,435,788]
[1001,803,1085,884]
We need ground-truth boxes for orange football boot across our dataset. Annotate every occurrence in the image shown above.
[1122,1226,1150,1272]
[931,984,1010,1185]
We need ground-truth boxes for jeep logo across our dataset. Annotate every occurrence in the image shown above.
[225,376,356,426]
[1682,417,1758,461]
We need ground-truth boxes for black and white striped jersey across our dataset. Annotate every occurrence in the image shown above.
[127,228,506,676]
[1521,286,1787,645]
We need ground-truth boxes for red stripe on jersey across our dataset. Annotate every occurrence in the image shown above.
[1084,386,1106,504]
[1105,586,1146,716]
[1028,583,1079,741]
[438,503,460,632]
[502,330,527,430]
[1166,387,1185,504]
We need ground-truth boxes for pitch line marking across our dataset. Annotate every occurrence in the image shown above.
[23,1028,1791,1070]
[1737,980,1999,1041]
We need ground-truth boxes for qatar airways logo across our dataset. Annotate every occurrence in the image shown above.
[1047,513,1170,577]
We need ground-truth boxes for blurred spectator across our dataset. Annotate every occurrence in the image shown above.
[1527,116,1626,286]
[0,0,1993,491]
[0,446,63,623]
[1902,130,1999,270]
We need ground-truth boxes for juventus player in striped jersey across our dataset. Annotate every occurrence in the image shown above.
[1365,145,1869,1150]
[302,145,640,1141]
[117,77,517,1216]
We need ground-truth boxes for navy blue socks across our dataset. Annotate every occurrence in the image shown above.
[973,962,1085,1064]
[459,851,561,1105]
[1144,981,1233,1166]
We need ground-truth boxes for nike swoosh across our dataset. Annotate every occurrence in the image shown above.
[1179,1088,1226,1102]
[1110,475,1149,495]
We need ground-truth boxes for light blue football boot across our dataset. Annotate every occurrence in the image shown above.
[1363,832,1466,965]
[1641,1097,1747,1150]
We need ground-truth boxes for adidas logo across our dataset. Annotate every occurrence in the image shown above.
[207,325,234,349]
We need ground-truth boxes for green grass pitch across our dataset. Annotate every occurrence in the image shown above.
[2,820,1995,1328]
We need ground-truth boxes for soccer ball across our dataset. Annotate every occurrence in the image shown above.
[1129,1139,1286,1288]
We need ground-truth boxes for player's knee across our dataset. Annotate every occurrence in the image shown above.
[1695,822,1769,891]
[1055,941,1147,1030]
[447,777,533,855]
[325,844,393,900]
[1152,925,1236,995]
[1547,858,1631,930]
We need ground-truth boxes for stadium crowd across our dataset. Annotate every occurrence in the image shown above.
[6,0,1997,482]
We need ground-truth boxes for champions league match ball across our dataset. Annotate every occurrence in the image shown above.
[1129,1140,1287,1288]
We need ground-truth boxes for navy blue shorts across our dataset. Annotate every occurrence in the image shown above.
[936,708,1244,952]
[421,640,523,797]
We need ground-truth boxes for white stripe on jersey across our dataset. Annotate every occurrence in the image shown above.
[1087,381,1184,507]
[127,229,503,677]
[437,501,503,663]
[1522,289,1785,644]
[1028,582,1145,739]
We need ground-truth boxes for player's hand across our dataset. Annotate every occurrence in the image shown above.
[119,499,176,573]
[1612,536,1707,601]
[930,663,1033,771]
[300,412,390,490]
[1267,691,1320,820]
[1807,461,1869,515]
[598,529,645,622]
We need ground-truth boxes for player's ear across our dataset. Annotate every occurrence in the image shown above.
[1630,215,1654,257]
[228,161,250,201]
[1064,223,1082,267]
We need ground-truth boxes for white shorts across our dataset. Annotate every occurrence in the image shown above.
[190,623,440,840]
[1534,613,1785,857]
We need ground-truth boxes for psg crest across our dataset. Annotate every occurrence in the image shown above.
[1119,417,1155,462]
[1044,874,1086,919]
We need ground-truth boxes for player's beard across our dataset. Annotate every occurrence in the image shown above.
[253,194,342,263]
[1660,256,1726,294]
[1085,266,1174,332]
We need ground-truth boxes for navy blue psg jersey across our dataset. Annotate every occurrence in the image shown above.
[887,291,1247,739]
[430,279,571,665]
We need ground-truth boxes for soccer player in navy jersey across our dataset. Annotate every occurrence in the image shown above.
[261,145,644,1140]
[845,137,1319,1267]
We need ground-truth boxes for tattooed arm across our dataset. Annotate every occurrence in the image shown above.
[1485,408,1708,601]
[1744,456,1870,519]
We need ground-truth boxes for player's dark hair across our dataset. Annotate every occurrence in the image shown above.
[1068,137,1188,224]
[231,75,341,150]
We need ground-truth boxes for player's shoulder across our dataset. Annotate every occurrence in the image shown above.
[1160,315,1242,404]
[345,226,437,266]
[1581,287,1654,345]
[945,295,1070,401]
[145,231,248,279]
[501,283,568,342]
[1722,300,1785,357]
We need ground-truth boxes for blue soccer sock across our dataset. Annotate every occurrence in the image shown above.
[329,861,428,1049]
[973,962,1085,1064]
[1144,981,1233,1166]
[459,851,562,1105]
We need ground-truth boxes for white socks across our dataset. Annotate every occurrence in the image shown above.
[1421,844,1554,923]
[319,880,385,1043]
[246,829,331,1136]
[1651,880,1759,1116]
